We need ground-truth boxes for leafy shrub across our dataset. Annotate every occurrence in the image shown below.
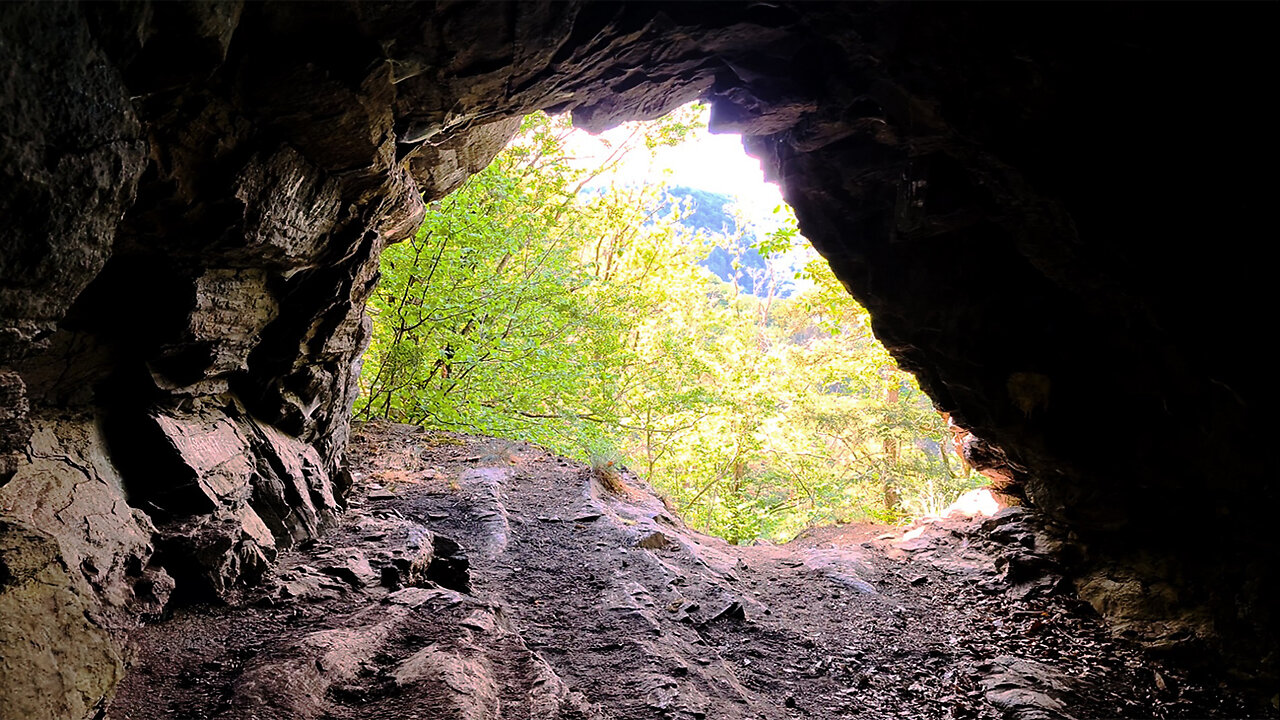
[356,108,984,543]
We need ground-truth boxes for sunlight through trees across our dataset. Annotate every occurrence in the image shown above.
[356,110,984,542]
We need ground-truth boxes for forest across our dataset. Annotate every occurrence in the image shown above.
[355,109,985,543]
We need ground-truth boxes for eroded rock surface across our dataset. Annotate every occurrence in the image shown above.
[0,413,173,720]
[0,519,124,720]
[2,2,1277,714]
[108,425,1263,719]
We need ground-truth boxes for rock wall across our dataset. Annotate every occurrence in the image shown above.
[746,6,1278,691]
[1,2,1275,715]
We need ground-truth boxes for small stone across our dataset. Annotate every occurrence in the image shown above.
[320,551,378,588]
[637,531,673,550]
[459,610,496,633]
[705,600,745,624]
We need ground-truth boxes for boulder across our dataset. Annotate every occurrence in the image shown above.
[0,520,124,720]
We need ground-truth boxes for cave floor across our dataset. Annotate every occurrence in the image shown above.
[108,422,1260,719]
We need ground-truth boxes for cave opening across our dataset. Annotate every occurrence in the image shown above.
[2,3,1278,717]
[353,102,992,546]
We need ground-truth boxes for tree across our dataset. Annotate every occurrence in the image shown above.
[356,106,984,543]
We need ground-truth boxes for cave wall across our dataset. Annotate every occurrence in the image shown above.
[1,1,1275,715]
[746,5,1279,680]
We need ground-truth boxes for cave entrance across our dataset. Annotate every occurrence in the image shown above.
[355,103,985,545]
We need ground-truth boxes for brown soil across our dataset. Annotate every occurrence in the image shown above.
[107,422,1266,719]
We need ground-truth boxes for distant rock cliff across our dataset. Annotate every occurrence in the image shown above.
[664,186,798,299]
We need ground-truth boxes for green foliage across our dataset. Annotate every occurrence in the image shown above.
[356,107,985,543]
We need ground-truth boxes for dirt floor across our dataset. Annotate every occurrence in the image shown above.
[108,422,1268,719]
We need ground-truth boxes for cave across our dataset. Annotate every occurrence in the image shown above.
[1,2,1276,717]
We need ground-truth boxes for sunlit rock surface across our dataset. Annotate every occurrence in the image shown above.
[1,2,1275,715]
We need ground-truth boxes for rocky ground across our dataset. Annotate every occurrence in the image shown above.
[108,422,1267,719]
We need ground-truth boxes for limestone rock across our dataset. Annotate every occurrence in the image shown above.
[1075,563,1217,655]
[0,371,31,484]
[0,519,124,720]
[0,412,174,623]
[321,549,378,588]
[637,530,674,550]
[0,3,146,362]
[980,655,1078,720]
[0,412,173,719]
[103,400,339,598]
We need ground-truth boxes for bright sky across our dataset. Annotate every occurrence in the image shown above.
[561,102,790,233]
[558,101,820,292]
